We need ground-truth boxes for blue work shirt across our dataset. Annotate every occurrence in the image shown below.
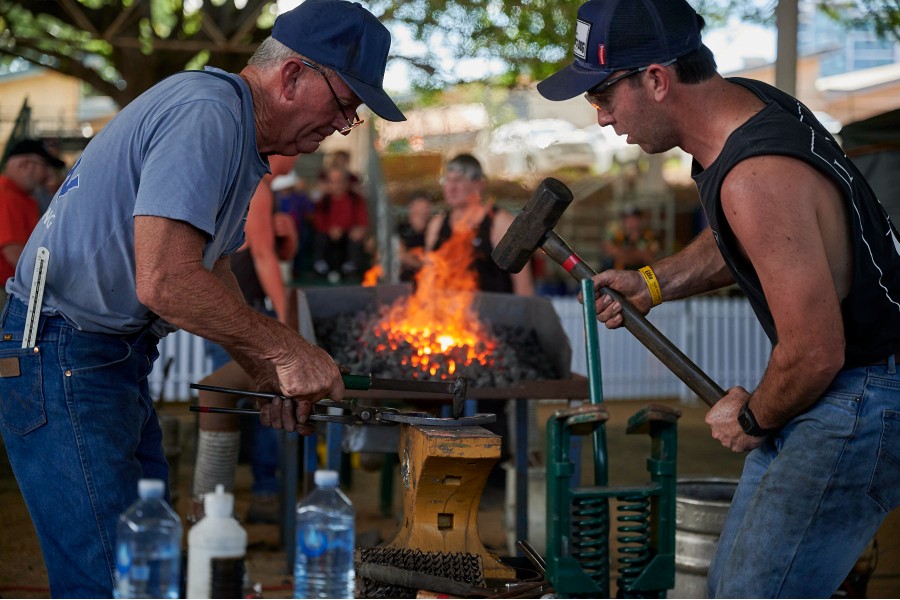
[7,68,269,337]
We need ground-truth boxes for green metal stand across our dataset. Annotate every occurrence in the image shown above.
[546,279,680,598]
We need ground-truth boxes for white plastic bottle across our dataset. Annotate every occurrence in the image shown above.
[187,484,248,599]
[114,478,182,599]
[294,470,356,599]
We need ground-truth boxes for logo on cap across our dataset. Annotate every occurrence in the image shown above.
[598,44,606,65]
[574,19,590,60]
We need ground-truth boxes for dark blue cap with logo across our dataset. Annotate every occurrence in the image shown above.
[272,0,405,122]
[537,0,704,101]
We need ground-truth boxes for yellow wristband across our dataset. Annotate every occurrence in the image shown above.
[638,266,663,307]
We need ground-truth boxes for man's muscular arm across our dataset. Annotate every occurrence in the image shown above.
[134,215,343,431]
[704,155,848,452]
[592,228,734,328]
[207,255,279,388]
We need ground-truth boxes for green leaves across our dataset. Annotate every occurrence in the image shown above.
[1,0,898,105]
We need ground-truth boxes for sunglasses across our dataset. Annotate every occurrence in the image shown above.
[584,58,677,112]
[299,59,365,135]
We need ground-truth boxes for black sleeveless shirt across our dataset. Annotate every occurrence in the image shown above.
[693,77,900,368]
[434,207,514,294]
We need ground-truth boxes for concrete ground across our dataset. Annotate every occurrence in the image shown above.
[1,397,898,598]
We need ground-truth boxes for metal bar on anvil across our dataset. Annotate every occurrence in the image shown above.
[191,375,471,419]
[344,373,468,419]
[346,376,590,401]
[343,373,464,395]
[192,374,465,398]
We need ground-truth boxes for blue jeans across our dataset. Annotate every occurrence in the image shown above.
[0,297,165,598]
[203,338,280,495]
[708,359,900,598]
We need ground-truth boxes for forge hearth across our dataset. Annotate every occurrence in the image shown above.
[300,285,572,389]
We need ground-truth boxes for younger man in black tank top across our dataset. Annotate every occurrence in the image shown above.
[537,0,900,596]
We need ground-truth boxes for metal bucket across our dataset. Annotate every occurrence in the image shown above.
[672,478,738,599]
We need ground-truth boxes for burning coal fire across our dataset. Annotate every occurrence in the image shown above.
[317,227,557,387]
[374,228,496,376]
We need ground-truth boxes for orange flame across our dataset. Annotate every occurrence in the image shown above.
[374,227,496,378]
[362,264,382,287]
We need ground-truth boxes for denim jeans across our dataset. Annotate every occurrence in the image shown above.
[0,297,165,598]
[708,359,900,598]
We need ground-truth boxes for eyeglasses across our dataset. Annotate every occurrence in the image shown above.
[299,59,365,135]
[584,58,677,112]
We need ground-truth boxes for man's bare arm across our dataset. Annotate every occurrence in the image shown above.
[592,228,733,328]
[134,215,343,412]
[704,155,848,452]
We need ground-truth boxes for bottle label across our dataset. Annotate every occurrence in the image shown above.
[211,557,245,598]
[298,525,328,558]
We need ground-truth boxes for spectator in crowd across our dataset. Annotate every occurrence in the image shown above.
[312,165,370,281]
[323,148,361,191]
[0,0,404,595]
[0,139,65,307]
[36,162,69,215]
[397,190,434,283]
[537,0,900,596]
[273,170,316,281]
[425,153,534,295]
[423,154,533,477]
[601,205,660,270]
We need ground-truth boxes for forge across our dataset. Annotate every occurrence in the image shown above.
[302,284,572,390]
[297,284,585,597]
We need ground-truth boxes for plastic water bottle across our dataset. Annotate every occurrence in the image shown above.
[187,484,248,599]
[294,470,356,599]
[114,479,183,599]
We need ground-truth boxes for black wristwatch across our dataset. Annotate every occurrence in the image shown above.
[737,400,773,437]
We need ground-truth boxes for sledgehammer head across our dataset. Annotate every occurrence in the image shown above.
[492,177,574,273]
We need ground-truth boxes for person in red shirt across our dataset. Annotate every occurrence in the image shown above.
[311,165,370,280]
[0,139,65,305]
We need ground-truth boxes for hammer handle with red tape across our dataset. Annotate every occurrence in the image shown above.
[543,231,724,407]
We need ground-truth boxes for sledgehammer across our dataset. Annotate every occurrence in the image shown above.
[493,178,724,407]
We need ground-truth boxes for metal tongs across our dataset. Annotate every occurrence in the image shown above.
[189,373,495,427]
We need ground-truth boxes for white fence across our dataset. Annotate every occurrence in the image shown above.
[149,296,771,403]
[550,297,771,401]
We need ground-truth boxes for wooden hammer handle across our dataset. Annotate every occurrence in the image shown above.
[543,232,724,407]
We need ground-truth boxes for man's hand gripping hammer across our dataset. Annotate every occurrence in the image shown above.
[492,177,724,407]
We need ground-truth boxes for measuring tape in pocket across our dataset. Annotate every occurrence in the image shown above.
[22,247,50,349]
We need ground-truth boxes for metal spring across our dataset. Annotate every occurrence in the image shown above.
[571,496,610,588]
[616,493,652,594]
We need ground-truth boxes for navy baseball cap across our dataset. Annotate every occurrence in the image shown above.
[537,0,704,101]
[272,0,405,122]
[8,138,65,169]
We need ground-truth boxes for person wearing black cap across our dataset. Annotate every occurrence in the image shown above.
[0,139,65,306]
[0,1,404,596]
[539,0,900,597]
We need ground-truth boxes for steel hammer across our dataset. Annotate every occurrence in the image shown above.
[493,177,724,407]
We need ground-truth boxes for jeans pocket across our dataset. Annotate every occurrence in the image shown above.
[868,409,900,512]
[66,331,133,374]
[0,347,46,436]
